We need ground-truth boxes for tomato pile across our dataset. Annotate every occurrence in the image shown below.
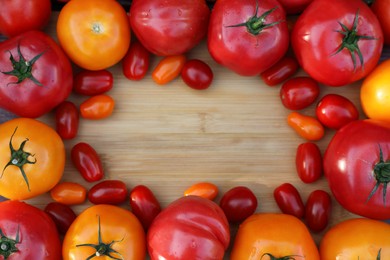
[1,0,390,259]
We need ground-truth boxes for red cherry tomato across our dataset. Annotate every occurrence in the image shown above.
[273,183,305,219]
[44,202,77,235]
[88,179,128,205]
[181,59,214,90]
[260,56,299,86]
[71,142,104,182]
[287,112,325,141]
[79,94,115,120]
[295,142,323,183]
[55,101,79,140]
[316,93,359,130]
[280,76,320,110]
[122,41,151,80]
[219,186,258,223]
[50,181,87,205]
[73,69,113,96]
[305,190,332,233]
[130,185,161,230]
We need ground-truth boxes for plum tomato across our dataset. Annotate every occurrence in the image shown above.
[287,112,325,141]
[130,185,161,230]
[55,101,79,140]
[260,56,299,86]
[280,76,320,110]
[73,69,113,96]
[50,181,87,205]
[184,182,219,200]
[71,142,104,182]
[79,94,115,120]
[305,190,332,233]
[88,180,128,205]
[296,142,323,183]
[273,183,305,218]
[181,59,214,90]
[122,41,151,81]
[44,202,77,235]
[152,55,186,85]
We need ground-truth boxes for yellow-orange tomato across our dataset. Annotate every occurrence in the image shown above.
[50,182,87,205]
[287,111,325,141]
[0,118,65,200]
[152,55,186,85]
[230,213,320,260]
[63,204,146,260]
[80,94,115,119]
[184,182,218,200]
[56,0,131,70]
[320,218,390,259]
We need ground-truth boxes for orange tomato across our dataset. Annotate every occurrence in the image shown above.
[287,111,325,141]
[0,118,65,200]
[184,182,219,200]
[50,182,87,205]
[80,94,115,119]
[56,0,131,70]
[152,55,186,85]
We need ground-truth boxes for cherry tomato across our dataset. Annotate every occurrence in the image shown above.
[55,101,79,140]
[305,190,332,233]
[73,69,113,96]
[273,183,305,219]
[50,181,87,205]
[71,142,104,182]
[184,182,219,200]
[88,180,128,205]
[287,112,325,141]
[280,76,320,110]
[316,94,359,130]
[130,185,161,230]
[181,59,214,90]
[44,202,77,235]
[122,41,151,81]
[79,94,115,119]
[152,55,186,85]
[219,186,258,223]
[260,56,299,86]
[296,142,323,183]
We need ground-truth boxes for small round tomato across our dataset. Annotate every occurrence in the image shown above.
[71,142,104,182]
[273,183,305,218]
[73,69,114,96]
[296,142,323,183]
[44,202,77,235]
[88,180,128,205]
[181,59,214,90]
[152,55,186,85]
[55,101,79,140]
[50,182,87,205]
[130,185,161,230]
[184,182,219,200]
[79,94,115,119]
[260,56,299,86]
[371,0,390,45]
[122,41,151,81]
[287,112,325,141]
[280,76,320,110]
[305,190,332,233]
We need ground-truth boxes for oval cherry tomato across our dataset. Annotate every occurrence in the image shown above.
[152,55,186,85]
[130,185,161,230]
[219,186,258,223]
[305,189,332,233]
[181,59,214,90]
[79,94,115,119]
[122,41,151,81]
[73,69,113,96]
[88,180,128,205]
[280,76,320,110]
[184,182,219,200]
[316,94,359,129]
[296,142,323,183]
[287,112,325,141]
[44,202,77,235]
[50,182,87,205]
[71,142,104,182]
[273,183,305,219]
[260,56,299,86]
[55,101,79,140]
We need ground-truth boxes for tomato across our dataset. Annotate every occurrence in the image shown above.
[292,0,383,86]
[0,118,65,200]
[184,182,219,200]
[181,59,214,90]
[0,0,51,38]
[88,180,128,205]
[71,142,104,182]
[207,0,289,76]
[230,213,320,260]
[316,93,359,129]
[44,202,77,235]
[57,0,131,70]
[73,70,113,96]
[0,200,61,259]
[305,190,332,233]
[55,101,79,140]
[287,112,325,141]
[320,218,390,259]
[50,182,87,205]
[296,142,323,183]
[79,94,115,119]
[260,56,299,86]
[129,0,210,56]
[147,196,230,260]
[130,185,161,230]
[219,186,258,223]
[0,30,73,118]
[371,0,390,45]
[323,119,390,219]
[152,55,186,85]
[63,204,146,260]
[273,183,305,218]
[280,76,320,110]
[277,0,313,14]
[122,41,151,81]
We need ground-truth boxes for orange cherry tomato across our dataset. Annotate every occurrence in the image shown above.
[50,182,87,205]
[184,182,219,200]
[80,94,115,119]
[287,111,325,141]
[152,55,186,85]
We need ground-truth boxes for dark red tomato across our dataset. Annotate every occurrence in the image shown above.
[219,186,258,223]
[296,142,323,183]
[316,94,359,130]
[371,0,390,45]
[130,185,161,230]
[280,76,320,110]
[260,56,299,86]
[44,202,77,235]
[277,0,314,14]
[71,142,104,182]
[122,41,151,80]
[305,190,332,233]
[208,0,289,76]
[181,59,214,90]
[55,101,79,140]
[273,183,305,218]
[73,69,113,96]
[292,0,383,86]
[88,179,128,205]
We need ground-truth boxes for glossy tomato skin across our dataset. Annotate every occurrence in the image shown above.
[147,196,230,260]
[273,183,305,218]
[55,101,79,139]
[79,94,115,119]
[260,56,299,86]
[88,180,128,205]
[0,200,61,260]
[152,55,186,85]
[71,142,104,182]
[0,30,73,118]
[324,119,390,219]
[130,185,161,230]
[292,0,383,86]
[208,0,289,76]
[305,190,332,233]
[287,112,325,141]
[122,41,151,81]
[44,202,77,235]
[181,59,214,90]
[73,70,113,96]
[129,0,210,56]
[184,182,219,200]
[296,142,323,183]
[277,0,313,14]
[371,0,390,45]
[280,76,320,110]
[50,182,87,205]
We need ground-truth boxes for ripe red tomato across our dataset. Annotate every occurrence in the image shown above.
[122,41,151,81]
[71,142,104,182]
[305,190,332,233]
[73,69,113,96]
[280,76,320,110]
[79,94,115,119]
[130,185,161,230]
[296,142,323,183]
[260,56,299,86]
[44,202,77,235]
[371,0,390,45]
[273,183,305,218]
[277,0,313,14]
[55,101,79,140]
[287,112,325,141]
[181,59,214,90]
[88,180,128,205]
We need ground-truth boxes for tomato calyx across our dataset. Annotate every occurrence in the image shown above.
[368,145,390,205]
[0,227,20,259]
[261,253,303,260]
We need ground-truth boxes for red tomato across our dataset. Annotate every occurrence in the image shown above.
[88,180,128,205]
[152,55,186,85]
[122,41,151,81]
[316,93,359,130]
[219,186,258,223]
[296,142,323,183]
[273,183,305,218]
[55,101,79,140]
[287,112,325,141]
[280,76,320,110]
[129,0,210,56]
[260,56,299,86]
[371,0,390,45]
[184,182,219,200]
[50,182,87,205]
[73,70,113,96]
[277,0,313,14]
[305,190,332,233]
[292,0,383,86]
[181,59,214,90]
[79,94,115,119]
[71,142,104,182]
[44,202,77,235]
[130,185,161,230]
[208,0,289,76]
